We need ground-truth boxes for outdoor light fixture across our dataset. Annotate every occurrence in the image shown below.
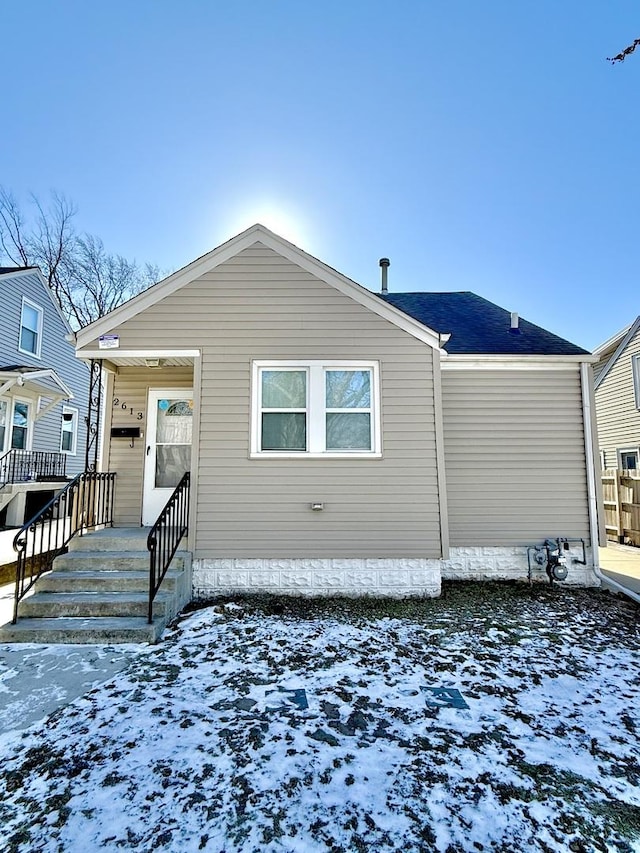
[145,358,162,368]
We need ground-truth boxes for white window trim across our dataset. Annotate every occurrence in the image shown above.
[250,360,382,459]
[60,405,78,455]
[617,446,640,470]
[0,398,7,454]
[10,397,33,451]
[633,354,640,410]
[18,297,43,359]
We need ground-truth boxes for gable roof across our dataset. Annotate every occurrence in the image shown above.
[593,316,640,390]
[75,225,591,360]
[76,225,445,351]
[379,292,589,356]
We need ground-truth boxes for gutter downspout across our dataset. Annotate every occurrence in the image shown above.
[580,362,640,605]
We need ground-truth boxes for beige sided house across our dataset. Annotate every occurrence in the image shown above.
[71,224,602,601]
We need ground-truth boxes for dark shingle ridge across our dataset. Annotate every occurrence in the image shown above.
[379,291,589,355]
[0,266,39,275]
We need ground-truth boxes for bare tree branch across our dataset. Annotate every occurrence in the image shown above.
[0,188,159,329]
[0,188,30,266]
[607,38,640,64]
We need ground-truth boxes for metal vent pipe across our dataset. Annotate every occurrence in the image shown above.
[379,258,390,293]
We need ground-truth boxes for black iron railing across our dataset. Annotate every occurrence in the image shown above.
[12,471,116,623]
[147,472,190,624]
[0,449,67,486]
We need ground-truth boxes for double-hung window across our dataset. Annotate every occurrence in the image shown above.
[60,406,78,454]
[19,298,43,358]
[252,361,381,457]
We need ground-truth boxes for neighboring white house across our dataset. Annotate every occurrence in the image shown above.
[70,225,602,598]
[0,267,90,527]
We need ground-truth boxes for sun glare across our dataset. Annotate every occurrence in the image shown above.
[223,202,311,248]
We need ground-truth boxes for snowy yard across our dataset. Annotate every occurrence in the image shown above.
[1,582,640,853]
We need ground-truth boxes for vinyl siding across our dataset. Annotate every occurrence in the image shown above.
[594,328,640,468]
[0,270,89,475]
[442,369,589,545]
[93,244,442,558]
[108,367,193,526]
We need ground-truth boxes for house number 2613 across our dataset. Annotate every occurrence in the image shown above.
[112,398,143,420]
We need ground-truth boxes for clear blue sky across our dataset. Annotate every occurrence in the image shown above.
[2,1,638,350]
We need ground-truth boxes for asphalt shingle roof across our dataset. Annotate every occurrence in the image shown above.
[0,266,38,274]
[379,291,589,355]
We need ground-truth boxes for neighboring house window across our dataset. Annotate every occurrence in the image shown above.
[633,354,640,409]
[251,361,381,457]
[11,400,31,450]
[19,298,43,358]
[0,399,6,452]
[60,406,78,454]
[618,447,640,470]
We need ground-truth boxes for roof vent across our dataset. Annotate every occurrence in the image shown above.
[510,312,520,334]
[379,258,390,293]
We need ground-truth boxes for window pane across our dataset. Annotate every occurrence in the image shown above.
[11,427,26,450]
[262,371,306,409]
[156,444,190,488]
[262,413,306,451]
[23,305,39,330]
[13,403,28,428]
[62,430,73,452]
[326,413,371,450]
[20,327,37,354]
[326,370,370,409]
[156,399,193,444]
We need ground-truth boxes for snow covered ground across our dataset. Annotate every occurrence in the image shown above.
[1,582,639,852]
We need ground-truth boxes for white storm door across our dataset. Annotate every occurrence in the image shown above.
[142,389,194,525]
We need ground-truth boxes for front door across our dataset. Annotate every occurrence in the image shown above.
[142,388,194,525]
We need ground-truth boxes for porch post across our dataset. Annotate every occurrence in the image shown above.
[84,359,102,472]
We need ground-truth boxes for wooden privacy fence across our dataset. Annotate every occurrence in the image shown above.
[601,469,640,546]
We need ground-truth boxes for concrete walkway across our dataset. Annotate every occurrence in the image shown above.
[598,543,640,597]
[0,584,145,737]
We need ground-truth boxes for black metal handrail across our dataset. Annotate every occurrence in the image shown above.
[1,449,67,486]
[147,472,190,624]
[12,471,116,623]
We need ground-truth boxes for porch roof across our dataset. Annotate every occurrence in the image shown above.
[0,366,74,418]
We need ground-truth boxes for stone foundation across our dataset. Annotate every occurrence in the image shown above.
[192,545,599,599]
[193,557,442,598]
[442,546,599,587]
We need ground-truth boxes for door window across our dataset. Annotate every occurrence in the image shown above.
[155,398,193,488]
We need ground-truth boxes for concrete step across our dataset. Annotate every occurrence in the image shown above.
[0,616,161,644]
[69,527,151,553]
[37,569,185,594]
[18,591,173,619]
[0,486,14,514]
[54,550,189,572]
